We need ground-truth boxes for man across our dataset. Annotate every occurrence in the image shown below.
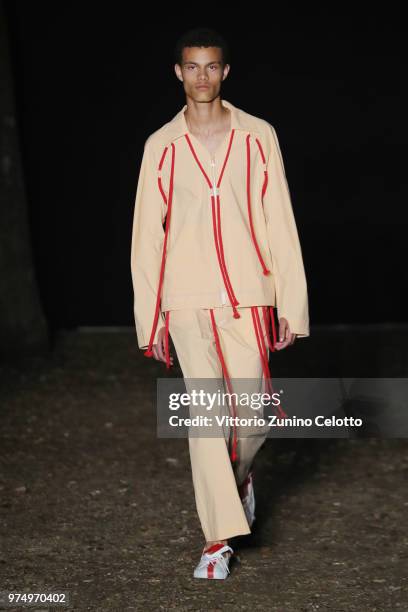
[130,27,310,579]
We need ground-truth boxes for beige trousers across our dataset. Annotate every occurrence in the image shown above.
[167,305,271,542]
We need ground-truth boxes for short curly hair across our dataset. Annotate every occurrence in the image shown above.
[174,26,231,67]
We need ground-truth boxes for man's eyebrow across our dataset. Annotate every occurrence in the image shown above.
[183,61,222,66]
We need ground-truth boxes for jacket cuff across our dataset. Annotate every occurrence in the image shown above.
[136,311,166,350]
[276,314,310,338]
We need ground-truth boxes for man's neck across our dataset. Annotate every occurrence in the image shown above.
[184,97,231,137]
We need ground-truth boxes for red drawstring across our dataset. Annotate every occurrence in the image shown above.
[185,131,241,319]
[214,132,239,310]
[144,142,175,359]
[210,196,240,317]
[157,145,169,204]
[246,134,271,276]
[270,306,277,348]
[215,195,239,308]
[209,309,238,462]
[262,306,274,351]
[164,310,171,369]
[251,307,270,384]
[255,136,269,202]
[251,306,287,419]
[262,305,278,352]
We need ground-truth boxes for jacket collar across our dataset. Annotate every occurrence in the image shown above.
[164,98,262,144]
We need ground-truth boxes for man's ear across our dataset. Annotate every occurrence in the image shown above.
[174,63,183,82]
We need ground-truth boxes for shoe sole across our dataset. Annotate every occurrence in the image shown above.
[193,573,229,579]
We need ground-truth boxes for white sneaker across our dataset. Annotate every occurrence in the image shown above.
[239,471,256,527]
[193,543,234,579]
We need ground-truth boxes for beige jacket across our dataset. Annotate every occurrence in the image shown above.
[130,98,310,351]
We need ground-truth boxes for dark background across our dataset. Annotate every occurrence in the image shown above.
[3,5,406,332]
[1,8,408,608]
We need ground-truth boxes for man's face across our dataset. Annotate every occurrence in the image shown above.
[174,46,230,102]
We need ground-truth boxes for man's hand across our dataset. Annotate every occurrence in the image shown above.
[151,326,174,365]
[274,317,296,350]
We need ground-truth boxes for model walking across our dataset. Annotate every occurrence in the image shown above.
[130,27,310,579]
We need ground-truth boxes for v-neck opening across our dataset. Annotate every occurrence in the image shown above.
[188,130,232,162]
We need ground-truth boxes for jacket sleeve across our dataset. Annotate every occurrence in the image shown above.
[263,123,310,338]
[130,138,166,350]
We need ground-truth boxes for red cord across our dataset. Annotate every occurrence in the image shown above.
[209,309,238,463]
[144,143,175,358]
[246,134,270,276]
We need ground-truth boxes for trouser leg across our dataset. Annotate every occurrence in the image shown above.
[168,306,271,542]
[212,306,271,487]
